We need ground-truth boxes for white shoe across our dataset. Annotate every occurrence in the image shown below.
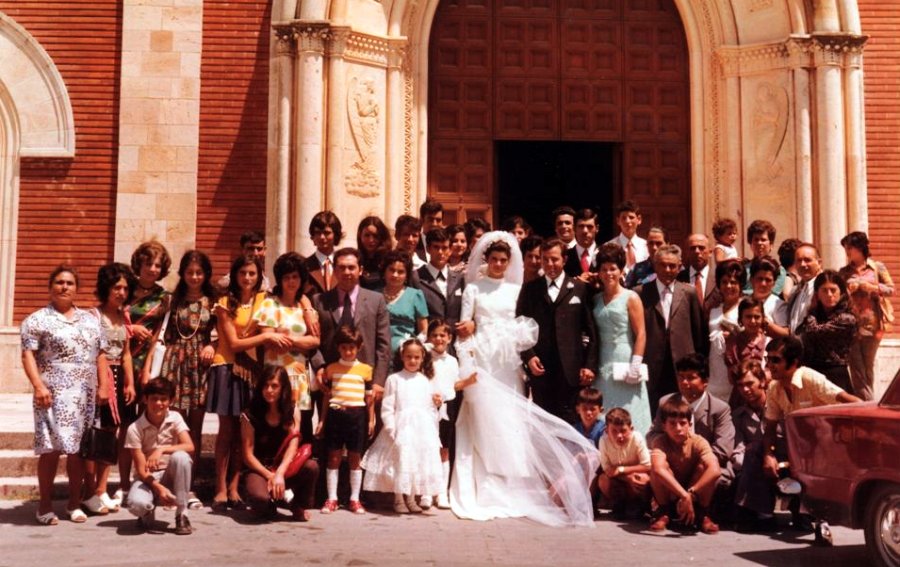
[81,495,109,516]
[419,496,432,510]
[777,478,802,495]
[436,493,451,509]
[112,488,125,506]
[99,492,120,513]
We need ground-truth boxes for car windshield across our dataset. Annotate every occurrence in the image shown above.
[880,367,900,408]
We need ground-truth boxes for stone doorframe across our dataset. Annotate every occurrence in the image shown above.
[0,14,75,327]
[268,0,868,268]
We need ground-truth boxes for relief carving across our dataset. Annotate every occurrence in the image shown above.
[345,76,381,197]
[752,82,789,183]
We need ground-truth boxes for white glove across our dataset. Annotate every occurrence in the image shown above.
[625,355,643,384]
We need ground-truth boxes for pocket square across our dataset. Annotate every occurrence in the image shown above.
[454,289,462,296]
[568,296,581,305]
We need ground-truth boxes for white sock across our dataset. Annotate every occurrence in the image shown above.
[350,469,363,502]
[442,460,451,492]
[327,468,339,501]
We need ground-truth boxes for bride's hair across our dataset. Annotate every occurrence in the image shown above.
[482,239,512,262]
[394,338,434,378]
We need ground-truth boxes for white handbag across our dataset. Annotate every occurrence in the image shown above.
[612,361,648,382]
[148,309,171,379]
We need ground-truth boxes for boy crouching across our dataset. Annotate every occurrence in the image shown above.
[125,378,194,535]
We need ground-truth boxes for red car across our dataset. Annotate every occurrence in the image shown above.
[786,368,900,567]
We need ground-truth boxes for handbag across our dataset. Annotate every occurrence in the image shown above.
[232,293,265,385]
[612,361,649,382]
[148,308,171,379]
[79,418,118,465]
[269,431,312,479]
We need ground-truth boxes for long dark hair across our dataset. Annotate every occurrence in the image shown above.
[171,250,215,309]
[225,255,264,313]
[247,366,295,430]
[357,216,392,267]
[811,269,851,320]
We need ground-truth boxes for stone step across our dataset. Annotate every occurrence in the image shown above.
[0,430,219,451]
[0,476,218,501]
[0,449,216,478]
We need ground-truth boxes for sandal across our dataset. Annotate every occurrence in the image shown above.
[66,507,88,523]
[35,511,58,525]
[187,492,203,510]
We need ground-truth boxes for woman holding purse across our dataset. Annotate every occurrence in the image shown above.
[241,366,319,521]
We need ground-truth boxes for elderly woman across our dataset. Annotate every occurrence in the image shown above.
[839,231,895,401]
[22,266,110,525]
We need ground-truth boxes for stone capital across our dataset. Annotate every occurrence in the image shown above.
[273,21,332,54]
[811,33,868,68]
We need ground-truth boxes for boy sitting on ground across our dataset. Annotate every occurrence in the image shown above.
[597,408,651,519]
[648,398,721,534]
[125,378,194,535]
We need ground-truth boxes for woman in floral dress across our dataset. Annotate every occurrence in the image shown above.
[254,252,321,441]
[22,266,109,525]
[145,250,217,506]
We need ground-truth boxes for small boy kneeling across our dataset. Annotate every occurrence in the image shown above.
[648,398,720,534]
[125,378,195,535]
[597,408,651,519]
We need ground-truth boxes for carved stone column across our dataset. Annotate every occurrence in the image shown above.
[268,28,296,261]
[325,27,350,223]
[787,37,814,243]
[292,23,330,253]
[842,36,869,232]
[385,41,407,225]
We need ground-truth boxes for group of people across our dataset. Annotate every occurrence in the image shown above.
[22,197,892,538]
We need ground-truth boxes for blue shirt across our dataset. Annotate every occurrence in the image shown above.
[574,419,606,446]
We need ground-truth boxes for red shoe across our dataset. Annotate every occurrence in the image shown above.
[348,500,367,515]
[700,515,720,534]
[649,514,670,532]
[320,499,338,514]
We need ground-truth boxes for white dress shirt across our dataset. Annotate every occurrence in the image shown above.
[425,262,449,298]
[608,233,649,270]
[546,273,566,302]
[655,279,675,328]
[789,278,816,334]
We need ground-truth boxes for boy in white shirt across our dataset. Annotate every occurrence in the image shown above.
[597,407,651,519]
[607,200,648,273]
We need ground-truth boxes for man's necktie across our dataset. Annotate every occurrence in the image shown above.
[340,292,354,329]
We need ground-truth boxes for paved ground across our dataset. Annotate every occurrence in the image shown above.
[0,499,870,567]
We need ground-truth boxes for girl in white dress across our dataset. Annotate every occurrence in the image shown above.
[451,232,600,527]
[362,339,444,514]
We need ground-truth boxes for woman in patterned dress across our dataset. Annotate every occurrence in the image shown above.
[207,255,292,509]
[254,253,321,441]
[22,266,110,525]
[144,250,217,506]
[128,241,172,392]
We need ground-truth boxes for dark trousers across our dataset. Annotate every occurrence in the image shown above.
[529,363,578,423]
[245,459,319,514]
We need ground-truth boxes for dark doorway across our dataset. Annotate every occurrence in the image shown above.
[496,141,618,241]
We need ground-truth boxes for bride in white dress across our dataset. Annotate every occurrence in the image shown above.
[450,231,599,527]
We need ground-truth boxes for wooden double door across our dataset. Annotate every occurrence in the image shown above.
[428,0,692,241]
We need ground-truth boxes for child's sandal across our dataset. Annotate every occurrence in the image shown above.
[35,511,58,525]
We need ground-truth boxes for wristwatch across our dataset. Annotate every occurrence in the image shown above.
[616,465,625,475]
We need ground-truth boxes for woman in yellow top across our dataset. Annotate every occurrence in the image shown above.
[254,252,321,442]
[207,256,292,510]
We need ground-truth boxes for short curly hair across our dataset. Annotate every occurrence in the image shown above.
[95,262,137,303]
[130,241,172,280]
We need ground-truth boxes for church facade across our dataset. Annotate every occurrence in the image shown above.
[0,0,898,390]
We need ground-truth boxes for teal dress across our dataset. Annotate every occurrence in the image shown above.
[592,290,652,435]
[386,287,429,355]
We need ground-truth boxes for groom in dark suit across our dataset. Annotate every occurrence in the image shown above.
[516,238,598,422]
[637,244,708,415]
[415,228,464,327]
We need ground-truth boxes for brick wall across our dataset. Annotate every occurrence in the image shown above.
[2,2,121,322]
[196,0,272,279]
[859,3,900,323]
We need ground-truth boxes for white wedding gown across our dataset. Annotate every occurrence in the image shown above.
[450,275,600,527]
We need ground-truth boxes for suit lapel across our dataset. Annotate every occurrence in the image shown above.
[417,267,441,297]
[646,283,666,323]
[326,290,342,325]
[555,277,574,305]
[669,283,685,321]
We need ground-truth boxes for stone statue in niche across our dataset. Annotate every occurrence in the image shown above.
[752,82,788,183]
[345,76,381,197]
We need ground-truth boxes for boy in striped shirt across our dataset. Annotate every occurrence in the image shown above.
[317,326,375,514]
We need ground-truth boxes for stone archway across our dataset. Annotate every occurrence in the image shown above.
[271,0,868,267]
[0,13,75,326]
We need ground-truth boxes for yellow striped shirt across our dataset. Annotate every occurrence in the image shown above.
[326,361,373,408]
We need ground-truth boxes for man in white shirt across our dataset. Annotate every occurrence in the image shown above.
[785,243,822,335]
[564,208,599,280]
[552,206,577,249]
[607,200,648,274]
[677,233,716,307]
